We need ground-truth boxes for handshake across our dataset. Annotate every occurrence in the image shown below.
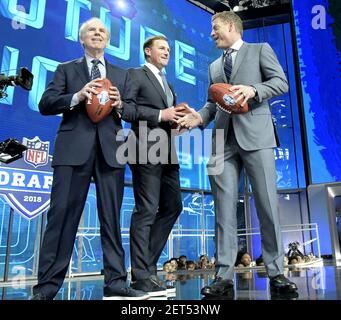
[163,102,203,135]
[167,83,251,135]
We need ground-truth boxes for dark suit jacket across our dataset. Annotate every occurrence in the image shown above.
[127,66,178,165]
[39,57,136,168]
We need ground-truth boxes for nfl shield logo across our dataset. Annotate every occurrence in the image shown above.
[23,136,49,168]
[223,94,236,106]
[97,91,110,105]
[0,136,53,220]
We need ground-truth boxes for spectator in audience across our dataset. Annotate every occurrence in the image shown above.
[235,251,252,267]
[163,261,172,272]
[178,255,188,270]
[187,261,197,271]
[199,254,211,269]
[169,258,178,272]
[242,253,252,266]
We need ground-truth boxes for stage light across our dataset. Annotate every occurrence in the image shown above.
[101,0,137,19]
[221,0,239,10]
[236,0,253,11]
[116,0,127,10]
[219,0,285,12]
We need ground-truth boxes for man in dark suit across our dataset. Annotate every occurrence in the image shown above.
[178,11,298,297]
[31,17,148,300]
[127,36,184,296]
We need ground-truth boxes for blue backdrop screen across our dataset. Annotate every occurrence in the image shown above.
[1,0,304,192]
[292,0,341,184]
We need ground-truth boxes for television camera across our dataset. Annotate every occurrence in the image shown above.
[0,67,33,163]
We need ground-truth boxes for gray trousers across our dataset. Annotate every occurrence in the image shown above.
[209,125,284,280]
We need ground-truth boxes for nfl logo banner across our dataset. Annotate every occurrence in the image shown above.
[23,136,49,168]
[0,136,53,220]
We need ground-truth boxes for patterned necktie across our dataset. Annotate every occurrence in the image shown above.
[90,59,101,80]
[159,71,173,107]
[224,48,234,83]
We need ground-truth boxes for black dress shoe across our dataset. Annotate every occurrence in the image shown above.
[149,275,167,289]
[201,278,234,297]
[150,275,176,294]
[103,287,149,300]
[131,278,167,297]
[269,274,298,293]
[270,291,299,300]
[202,294,234,301]
[30,293,48,300]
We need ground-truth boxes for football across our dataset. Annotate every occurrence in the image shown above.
[171,102,191,134]
[86,78,114,123]
[208,83,248,114]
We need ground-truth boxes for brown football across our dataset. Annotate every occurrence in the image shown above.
[86,78,113,123]
[209,83,248,114]
[171,102,191,134]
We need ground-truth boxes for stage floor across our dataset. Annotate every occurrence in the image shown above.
[1,263,341,300]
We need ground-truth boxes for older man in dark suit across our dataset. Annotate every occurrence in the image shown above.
[31,17,148,300]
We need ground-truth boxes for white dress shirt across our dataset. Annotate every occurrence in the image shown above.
[144,62,171,122]
[224,38,244,67]
[70,54,106,109]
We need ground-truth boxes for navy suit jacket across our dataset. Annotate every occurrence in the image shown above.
[128,66,178,165]
[39,57,136,168]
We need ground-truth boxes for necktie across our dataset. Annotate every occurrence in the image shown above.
[159,71,173,107]
[90,59,101,80]
[224,49,234,83]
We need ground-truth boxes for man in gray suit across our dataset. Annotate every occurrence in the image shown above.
[178,11,297,297]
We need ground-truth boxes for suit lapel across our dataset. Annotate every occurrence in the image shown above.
[169,84,176,106]
[230,42,247,82]
[106,60,116,83]
[75,57,90,85]
[143,66,168,108]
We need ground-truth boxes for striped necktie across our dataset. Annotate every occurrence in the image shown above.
[90,59,101,80]
[224,49,234,83]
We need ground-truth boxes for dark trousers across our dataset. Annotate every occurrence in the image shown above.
[33,139,126,299]
[130,164,182,281]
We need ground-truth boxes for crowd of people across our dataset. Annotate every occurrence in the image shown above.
[162,248,318,275]
[234,249,318,269]
[162,254,215,272]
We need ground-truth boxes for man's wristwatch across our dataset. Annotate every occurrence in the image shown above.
[251,86,257,97]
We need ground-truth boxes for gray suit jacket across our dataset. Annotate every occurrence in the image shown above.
[199,42,288,153]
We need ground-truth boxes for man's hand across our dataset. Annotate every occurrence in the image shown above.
[76,78,103,102]
[177,108,203,130]
[109,86,122,109]
[229,84,256,106]
[161,106,187,122]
